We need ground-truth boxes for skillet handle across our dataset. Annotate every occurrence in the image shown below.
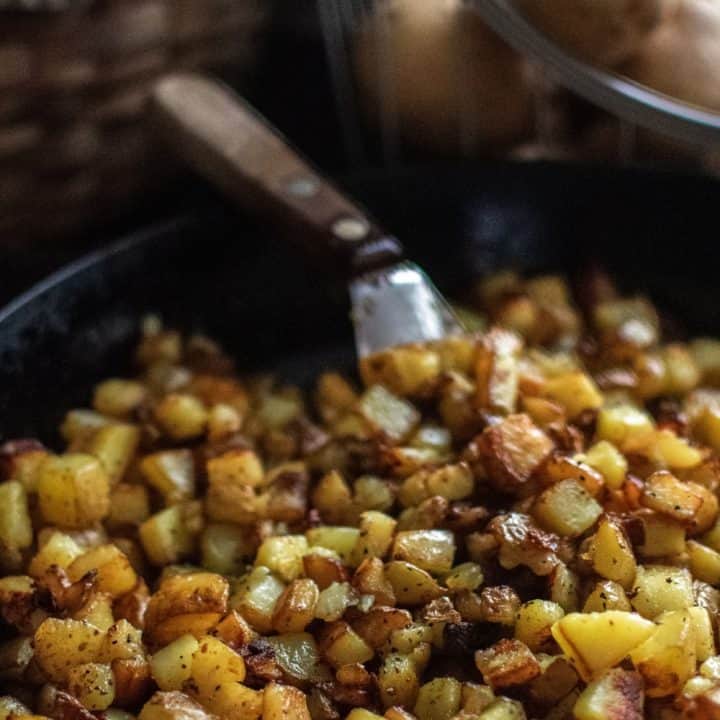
[151,73,403,273]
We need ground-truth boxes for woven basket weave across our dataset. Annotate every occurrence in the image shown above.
[0,0,267,245]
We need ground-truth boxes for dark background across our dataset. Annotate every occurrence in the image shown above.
[1,1,352,308]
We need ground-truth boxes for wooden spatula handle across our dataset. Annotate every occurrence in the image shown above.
[152,73,402,271]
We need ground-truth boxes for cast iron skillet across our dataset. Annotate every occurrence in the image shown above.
[1,162,719,444]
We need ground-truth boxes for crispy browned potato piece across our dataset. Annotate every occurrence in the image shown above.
[475,414,554,494]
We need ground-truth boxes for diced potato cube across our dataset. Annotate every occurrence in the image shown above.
[582,581,631,613]
[630,430,703,470]
[551,612,655,681]
[154,394,208,440]
[385,561,443,605]
[201,682,263,720]
[629,609,696,697]
[190,635,246,696]
[641,472,704,525]
[101,619,143,661]
[638,513,686,558]
[514,600,565,652]
[150,634,199,691]
[379,653,420,709]
[476,697,527,720]
[688,540,720,585]
[61,409,111,443]
[392,530,455,575]
[352,606,412,649]
[316,372,358,425]
[589,516,636,589]
[314,581,357,622]
[663,344,701,395]
[475,639,541,689]
[259,682,310,720]
[351,511,397,566]
[358,385,421,443]
[347,710,384,720]
[201,523,253,576]
[306,527,359,566]
[595,404,654,450]
[445,562,484,592]
[152,613,223,647]
[140,506,195,566]
[84,423,140,484]
[631,565,694,618]
[477,414,553,494]
[542,372,603,420]
[37,453,110,528]
[206,403,242,442]
[212,610,257,648]
[0,441,49,493]
[28,531,83,577]
[549,564,580,613]
[141,450,196,504]
[93,379,146,418]
[34,618,105,682]
[272,579,319,633]
[67,662,115,710]
[207,449,264,489]
[461,682,496,714]
[533,480,601,538]
[146,572,229,629]
[593,297,659,346]
[256,393,302,430]
[413,677,462,720]
[68,544,137,597]
[537,455,605,497]
[360,345,441,397]
[690,606,716,662]
[255,536,308,582]
[474,328,522,415]
[573,668,644,720]
[138,691,216,720]
[265,632,323,683]
[232,566,286,633]
[580,441,628,491]
[319,621,374,668]
[108,483,150,528]
[691,338,720,384]
[399,464,474,507]
[0,481,32,552]
[302,552,348,591]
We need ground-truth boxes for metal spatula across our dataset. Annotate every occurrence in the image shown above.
[151,73,463,358]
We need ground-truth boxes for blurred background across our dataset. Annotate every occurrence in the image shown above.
[2,0,719,304]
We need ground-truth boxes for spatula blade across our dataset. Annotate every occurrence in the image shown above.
[350,261,464,358]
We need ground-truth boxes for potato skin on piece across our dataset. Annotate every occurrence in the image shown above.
[474,414,554,494]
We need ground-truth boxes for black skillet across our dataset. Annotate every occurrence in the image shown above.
[1,161,720,444]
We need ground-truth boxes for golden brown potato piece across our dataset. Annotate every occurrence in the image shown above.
[518,0,663,67]
[623,0,720,111]
[145,572,229,630]
[139,691,218,720]
[475,639,542,690]
[354,0,533,154]
[475,414,554,495]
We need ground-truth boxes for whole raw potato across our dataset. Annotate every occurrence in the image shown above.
[353,0,533,153]
[517,0,664,67]
[623,0,720,111]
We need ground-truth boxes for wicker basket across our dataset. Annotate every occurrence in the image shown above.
[0,0,267,245]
